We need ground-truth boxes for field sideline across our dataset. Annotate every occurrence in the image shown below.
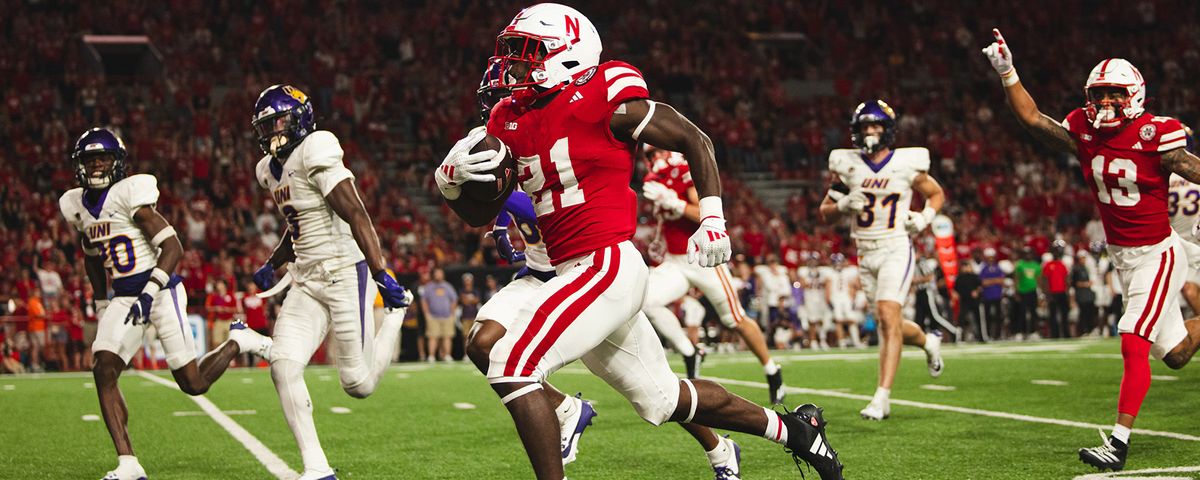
[2,338,1198,479]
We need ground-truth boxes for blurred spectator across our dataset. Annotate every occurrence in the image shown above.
[419,268,458,362]
[1072,251,1097,339]
[205,281,237,352]
[979,249,1006,340]
[458,273,481,353]
[1013,248,1042,340]
[1042,251,1070,339]
[955,257,983,342]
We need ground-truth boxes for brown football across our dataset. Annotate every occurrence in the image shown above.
[462,134,516,202]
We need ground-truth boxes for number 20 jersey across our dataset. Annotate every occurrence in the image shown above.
[1062,108,1187,247]
[487,60,648,265]
[828,147,930,242]
[59,174,160,281]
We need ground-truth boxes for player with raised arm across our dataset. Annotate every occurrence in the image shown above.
[641,147,786,398]
[436,4,843,479]
[59,128,264,480]
[249,85,412,480]
[818,100,946,421]
[983,29,1200,471]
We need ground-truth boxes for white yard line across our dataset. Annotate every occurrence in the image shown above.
[1074,464,1200,479]
[708,376,1200,442]
[136,371,298,479]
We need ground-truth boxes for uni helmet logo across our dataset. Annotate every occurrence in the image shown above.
[282,85,308,104]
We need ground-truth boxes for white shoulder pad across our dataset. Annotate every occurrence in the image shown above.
[58,188,84,230]
[894,147,931,173]
[827,149,859,176]
[255,155,273,189]
[300,131,345,171]
[116,174,160,215]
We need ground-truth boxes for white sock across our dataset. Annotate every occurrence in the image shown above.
[763,360,780,376]
[849,326,862,345]
[761,407,789,445]
[873,387,891,403]
[705,436,733,465]
[555,394,579,427]
[117,455,138,468]
[272,359,330,473]
[1112,424,1131,444]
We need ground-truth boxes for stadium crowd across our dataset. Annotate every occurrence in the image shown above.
[2,0,1199,372]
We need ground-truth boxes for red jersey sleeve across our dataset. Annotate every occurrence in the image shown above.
[1061,108,1090,141]
[572,61,650,125]
[1148,116,1187,152]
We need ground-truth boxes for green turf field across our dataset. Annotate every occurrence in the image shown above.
[2,338,1198,479]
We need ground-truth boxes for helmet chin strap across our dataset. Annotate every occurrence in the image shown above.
[269,135,288,155]
[864,135,880,151]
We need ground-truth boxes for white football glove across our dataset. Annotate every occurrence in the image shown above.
[435,127,506,200]
[981,28,1019,85]
[656,196,687,220]
[836,190,869,213]
[687,197,732,267]
[904,207,937,235]
[642,181,670,203]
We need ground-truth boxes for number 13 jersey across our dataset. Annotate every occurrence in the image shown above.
[487,60,648,265]
[1062,108,1187,247]
[828,147,930,241]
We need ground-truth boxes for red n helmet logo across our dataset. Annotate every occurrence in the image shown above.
[565,15,580,40]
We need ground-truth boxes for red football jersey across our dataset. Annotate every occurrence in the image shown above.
[488,61,649,264]
[645,153,695,255]
[1062,108,1187,247]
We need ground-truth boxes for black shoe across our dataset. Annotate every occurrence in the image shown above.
[782,403,843,480]
[1079,431,1127,472]
[684,353,701,379]
[767,367,785,405]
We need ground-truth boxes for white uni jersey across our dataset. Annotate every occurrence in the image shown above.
[256,131,364,271]
[1167,173,1200,240]
[829,147,930,241]
[59,174,160,280]
[827,266,858,300]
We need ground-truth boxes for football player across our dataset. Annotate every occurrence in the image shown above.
[641,147,786,398]
[249,85,412,480]
[818,99,946,421]
[59,128,265,480]
[798,252,833,350]
[466,64,743,478]
[984,29,1200,471]
[825,254,863,348]
[1167,125,1200,315]
[436,4,843,480]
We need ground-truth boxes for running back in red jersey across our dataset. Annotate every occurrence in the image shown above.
[1062,108,1188,247]
[486,60,649,264]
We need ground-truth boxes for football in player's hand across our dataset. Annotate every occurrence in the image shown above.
[462,134,516,202]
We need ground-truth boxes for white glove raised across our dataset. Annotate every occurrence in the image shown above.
[656,196,687,220]
[642,181,671,203]
[981,28,1019,86]
[435,126,506,200]
[687,197,732,267]
[904,207,937,235]
[836,190,869,213]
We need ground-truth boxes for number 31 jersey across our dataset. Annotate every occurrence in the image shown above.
[59,174,160,281]
[1168,173,1200,239]
[828,147,930,241]
[1062,108,1187,247]
[487,60,648,265]
[255,131,364,271]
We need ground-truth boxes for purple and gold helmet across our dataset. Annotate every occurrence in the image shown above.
[251,85,315,156]
[477,60,508,122]
[850,100,897,154]
[72,127,127,190]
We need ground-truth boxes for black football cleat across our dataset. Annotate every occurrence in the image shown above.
[782,403,844,480]
[1079,430,1127,472]
[767,367,786,405]
[684,353,701,379]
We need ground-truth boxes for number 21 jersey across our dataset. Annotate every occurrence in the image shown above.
[1062,109,1187,247]
[487,60,648,264]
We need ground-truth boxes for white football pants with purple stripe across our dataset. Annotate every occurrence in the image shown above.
[855,236,916,305]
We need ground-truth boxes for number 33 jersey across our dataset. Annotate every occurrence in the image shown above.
[255,130,364,271]
[59,174,161,281]
[1062,108,1187,247]
[487,60,648,265]
[828,147,930,241]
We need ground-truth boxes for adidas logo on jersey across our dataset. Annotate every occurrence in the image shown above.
[570,91,584,103]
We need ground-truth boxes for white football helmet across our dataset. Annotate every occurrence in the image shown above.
[1084,58,1146,129]
[491,3,602,93]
